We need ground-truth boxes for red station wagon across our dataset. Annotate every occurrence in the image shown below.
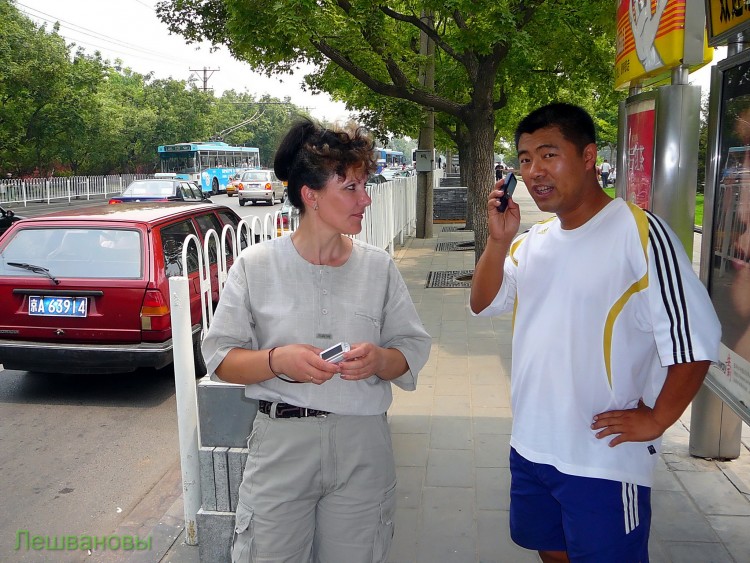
[0,202,246,375]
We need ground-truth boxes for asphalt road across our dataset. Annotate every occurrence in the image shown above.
[0,194,282,561]
[0,368,181,562]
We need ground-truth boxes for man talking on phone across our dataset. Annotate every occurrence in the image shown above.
[470,103,720,562]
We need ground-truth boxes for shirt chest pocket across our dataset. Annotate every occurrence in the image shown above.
[345,311,382,343]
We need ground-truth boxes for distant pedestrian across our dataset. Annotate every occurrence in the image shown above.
[600,158,611,187]
[495,163,503,181]
[202,118,431,563]
[470,103,720,562]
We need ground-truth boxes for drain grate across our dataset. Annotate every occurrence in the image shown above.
[441,225,471,232]
[436,241,475,252]
[426,270,474,288]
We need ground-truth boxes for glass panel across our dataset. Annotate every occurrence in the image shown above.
[195,214,223,265]
[219,211,246,251]
[161,220,199,276]
[0,228,142,278]
[123,180,175,197]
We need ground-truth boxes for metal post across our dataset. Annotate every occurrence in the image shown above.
[416,9,434,240]
[169,276,202,545]
[689,386,741,459]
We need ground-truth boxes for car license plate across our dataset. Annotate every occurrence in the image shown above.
[28,296,88,317]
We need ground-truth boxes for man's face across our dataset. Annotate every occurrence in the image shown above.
[517,125,598,226]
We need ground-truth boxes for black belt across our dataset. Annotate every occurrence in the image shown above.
[258,400,329,419]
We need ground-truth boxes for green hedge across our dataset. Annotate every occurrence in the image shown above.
[604,187,703,227]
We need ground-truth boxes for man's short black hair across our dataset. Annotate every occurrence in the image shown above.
[514,103,596,154]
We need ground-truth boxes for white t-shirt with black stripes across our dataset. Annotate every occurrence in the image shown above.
[476,197,720,487]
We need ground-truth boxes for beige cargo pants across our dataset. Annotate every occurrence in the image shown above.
[232,412,397,563]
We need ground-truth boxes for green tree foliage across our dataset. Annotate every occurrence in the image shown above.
[156,0,618,257]
[0,0,310,177]
[697,93,709,193]
[0,0,72,175]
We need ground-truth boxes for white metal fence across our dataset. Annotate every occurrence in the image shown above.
[177,170,436,342]
[0,174,149,206]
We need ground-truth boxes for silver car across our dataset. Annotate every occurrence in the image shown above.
[237,169,285,206]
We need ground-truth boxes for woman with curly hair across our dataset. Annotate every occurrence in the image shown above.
[202,118,431,563]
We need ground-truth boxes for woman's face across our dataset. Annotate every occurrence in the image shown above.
[315,166,372,235]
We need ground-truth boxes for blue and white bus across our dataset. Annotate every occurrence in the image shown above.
[157,141,260,195]
[374,148,406,170]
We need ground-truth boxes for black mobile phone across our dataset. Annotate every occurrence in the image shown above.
[497,172,517,212]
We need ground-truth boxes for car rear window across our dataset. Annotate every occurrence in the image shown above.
[241,171,268,181]
[124,181,176,196]
[0,228,142,279]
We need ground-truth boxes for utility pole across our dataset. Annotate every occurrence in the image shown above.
[416,10,435,239]
[190,67,219,93]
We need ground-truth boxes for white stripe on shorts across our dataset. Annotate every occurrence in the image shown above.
[622,482,639,535]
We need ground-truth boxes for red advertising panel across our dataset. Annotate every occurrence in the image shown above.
[624,98,656,210]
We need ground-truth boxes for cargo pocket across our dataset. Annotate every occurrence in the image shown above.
[372,482,397,563]
[231,502,254,563]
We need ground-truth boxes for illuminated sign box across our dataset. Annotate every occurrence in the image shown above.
[615,0,712,90]
[705,0,750,46]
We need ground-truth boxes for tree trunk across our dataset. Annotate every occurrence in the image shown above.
[463,116,495,264]
[455,129,472,230]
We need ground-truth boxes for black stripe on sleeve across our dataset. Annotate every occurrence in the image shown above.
[645,211,694,363]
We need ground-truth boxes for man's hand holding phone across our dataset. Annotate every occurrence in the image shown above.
[488,172,521,244]
[496,172,516,212]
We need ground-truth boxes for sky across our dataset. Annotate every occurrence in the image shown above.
[14,0,725,122]
[15,0,353,122]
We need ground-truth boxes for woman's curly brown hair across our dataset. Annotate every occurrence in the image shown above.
[274,118,377,212]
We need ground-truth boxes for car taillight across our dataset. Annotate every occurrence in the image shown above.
[141,289,170,331]
[265,183,272,190]
[109,199,122,204]
[237,183,243,189]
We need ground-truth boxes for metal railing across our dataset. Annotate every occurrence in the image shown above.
[178,170,438,341]
[0,174,150,206]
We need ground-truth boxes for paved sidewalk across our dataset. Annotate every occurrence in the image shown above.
[160,180,750,562]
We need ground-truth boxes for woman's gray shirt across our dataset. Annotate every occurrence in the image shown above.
[201,235,431,415]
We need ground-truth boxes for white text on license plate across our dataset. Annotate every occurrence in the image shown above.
[28,296,88,317]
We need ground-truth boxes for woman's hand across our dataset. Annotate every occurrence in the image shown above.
[272,344,340,384]
[335,342,389,381]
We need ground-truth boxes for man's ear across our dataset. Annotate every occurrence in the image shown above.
[583,143,598,170]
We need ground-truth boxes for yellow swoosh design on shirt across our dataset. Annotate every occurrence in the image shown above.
[603,203,650,387]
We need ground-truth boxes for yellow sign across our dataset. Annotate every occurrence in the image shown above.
[706,0,750,45]
[615,0,713,90]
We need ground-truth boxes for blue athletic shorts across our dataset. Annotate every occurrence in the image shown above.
[509,448,651,562]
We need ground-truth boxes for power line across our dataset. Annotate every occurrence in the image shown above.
[17,2,195,67]
[190,67,220,93]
